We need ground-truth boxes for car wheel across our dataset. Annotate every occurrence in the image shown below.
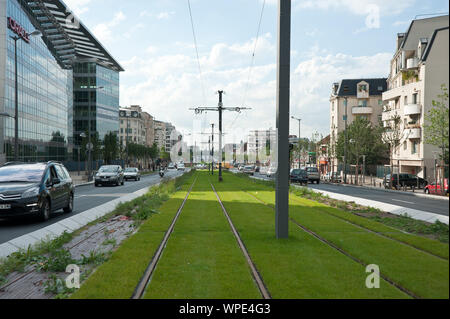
[317,180,320,184]
[39,198,51,222]
[121,179,124,186]
[95,183,98,187]
[63,194,74,214]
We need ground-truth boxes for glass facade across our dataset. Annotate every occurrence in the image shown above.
[1,0,72,163]
[73,62,120,154]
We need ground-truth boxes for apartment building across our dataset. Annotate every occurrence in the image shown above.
[119,106,146,148]
[329,78,388,171]
[141,112,155,147]
[154,120,166,151]
[382,15,449,180]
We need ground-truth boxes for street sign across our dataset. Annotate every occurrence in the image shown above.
[86,143,94,151]
[343,115,347,121]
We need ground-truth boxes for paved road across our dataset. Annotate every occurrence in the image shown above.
[0,169,185,245]
[251,172,449,217]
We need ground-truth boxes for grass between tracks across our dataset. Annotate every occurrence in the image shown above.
[224,172,448,299]
[143,175,261,299]
[70,171,195,299]
[71,171,448,299]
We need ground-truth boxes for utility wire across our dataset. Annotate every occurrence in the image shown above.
[227,0,266,132]
[188,0,207,106]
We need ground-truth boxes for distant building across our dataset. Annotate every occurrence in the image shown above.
[154,120,166,152]
[329,78,388,171]
[141,112,155,147]
[119,106,146,148]
[382,15,449,180]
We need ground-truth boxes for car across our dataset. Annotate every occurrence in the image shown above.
[305,167,320,184]
[124,167,141,181]
[324,172,341,183]
[243,165,256,175]
[0,162,74,221]
[238,165,245,172]
[290,169,308,185]
[267,166,277,178]
[167,163,176,170]
[95,165,124,187]
[177,163,186,171]
[424,178,449,195]
[384,174,427,189]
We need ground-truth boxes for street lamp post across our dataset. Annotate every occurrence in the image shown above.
[87,86,104,182]
[291,116,301,169]
[0,31,41,162]
[343,97,348,184]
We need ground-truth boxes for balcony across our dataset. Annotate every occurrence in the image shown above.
[405,127,421,139]
[352,106,373,115]
[404,103,421,115]
[406,57,419,69]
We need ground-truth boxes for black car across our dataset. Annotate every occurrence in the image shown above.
[384,174,427,189]
[0,162,74,221]
[290,169,308,185]
[95,165,125,187]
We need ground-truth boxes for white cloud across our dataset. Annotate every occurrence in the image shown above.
[157,11,175,19]
[119,33,392,142]
[92,11,126,44]
[64,0,92,15]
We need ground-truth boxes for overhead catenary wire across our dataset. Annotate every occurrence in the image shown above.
[188,0,207,106]
[227,0,266,132]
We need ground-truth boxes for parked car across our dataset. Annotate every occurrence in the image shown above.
[424,179,449,195]
[243,165,256,175]
[95,165,124,187]
[267,166,277,178]
[323,172,341,183]
[384,174,427,189]
[238,165,245,172]
[124,167,141,181]
[0,162,74,221]
[178,163,186,171]
[290,169,308,185]
[305,167,320,184]
[167,163,176,170]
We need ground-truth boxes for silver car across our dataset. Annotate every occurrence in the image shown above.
[124,167,141,181]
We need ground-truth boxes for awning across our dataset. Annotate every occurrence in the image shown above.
[20,0,124,71]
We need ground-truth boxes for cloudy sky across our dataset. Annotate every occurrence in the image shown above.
[64,0,448,145]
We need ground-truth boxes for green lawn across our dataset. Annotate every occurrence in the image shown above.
[71,171,448,299]
[71,174,196,299]
[225,172,449,299]
[143,175,261,299]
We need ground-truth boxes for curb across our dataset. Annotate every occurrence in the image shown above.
[248,176,449,225]
[332,182,449,201]
[291,184,449,225]
[0,173,185,259]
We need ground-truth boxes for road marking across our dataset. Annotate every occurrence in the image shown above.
[391,199,415,204]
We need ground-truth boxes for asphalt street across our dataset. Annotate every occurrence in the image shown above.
[0,169,184,245]
[251,172,449,217]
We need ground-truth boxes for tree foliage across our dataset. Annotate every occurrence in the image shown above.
[103,132,119,164]
[336,117,388,165]
[424,84,449,164]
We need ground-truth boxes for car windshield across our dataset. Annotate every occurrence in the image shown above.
[99,166,119,173]
[125,168,137,172]
[291,169,301,175]
[0,165,46,183]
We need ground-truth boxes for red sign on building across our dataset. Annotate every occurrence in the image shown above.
[7,17,30,43]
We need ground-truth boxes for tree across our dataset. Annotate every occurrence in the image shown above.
[337,117,388,184]
[382,105,405,187]
[103,132,119,165]
[424,84,449,195]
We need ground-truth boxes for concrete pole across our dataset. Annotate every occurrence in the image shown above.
[211,124,215,175]
[218,91,224,182]
[275,0,291,239]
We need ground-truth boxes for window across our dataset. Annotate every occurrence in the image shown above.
[403,141,407,150]
[358,100,368,107]
[412,141,418,154]
[404,96,408,105]
[412,93,418,104]
[378,86,383,91]
[378,99,383,106]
